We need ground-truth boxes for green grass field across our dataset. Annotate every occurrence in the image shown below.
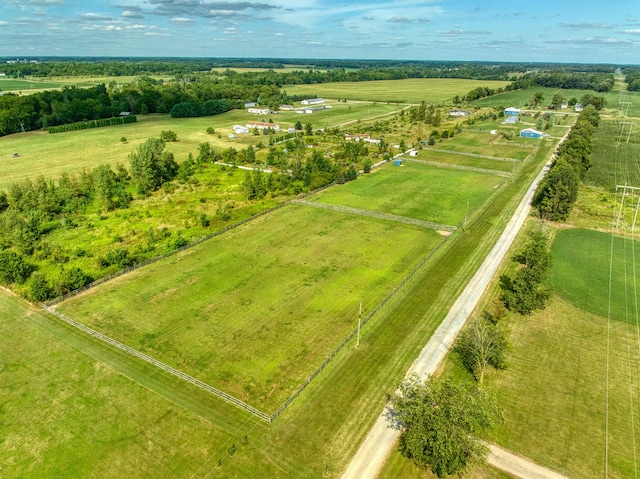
[284,78,510,103]
[409,149,515,173]
[485,295,639,479]
[427,128,537,160]
[2,120,557,478]
[0,77,68,91]
[57,204,442,411]
[0,289,265,479]
[309,161,504,227]
[548,228,640,323]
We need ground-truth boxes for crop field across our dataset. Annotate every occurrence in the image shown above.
[0,289,267,479]
[585,118,640,191]
[548,228,640,322]
[0,77,69,91]
[409,149,515,173]
[57,204,443,411]
[309,162,504,227]
[284,78,510,103]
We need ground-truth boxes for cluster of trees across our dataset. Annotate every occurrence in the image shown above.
[624,67,640,92]
[169,99,241,118]
[533,106,600,221]
[500,230,553,315]
[512,72,614,92]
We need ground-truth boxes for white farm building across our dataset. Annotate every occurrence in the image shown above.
[247,107,270,115]
[301,98,325,105]
[233,125,249,134]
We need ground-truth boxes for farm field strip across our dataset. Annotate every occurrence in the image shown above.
[402,157,512,178]
[291,199,457,232]
[419,146,518,162]
[284,78,510,103]
[308,161,505,227]
[56,203,444,411]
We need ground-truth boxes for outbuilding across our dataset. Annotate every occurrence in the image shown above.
[519,128,544,139]
[504,107,521,116]
[301,98,325,105]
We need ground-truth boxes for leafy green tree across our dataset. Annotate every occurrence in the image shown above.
[55,266,91,295]
[0,250,31,285]
[455,317,508,386]
[363,158,372,173]
[160,130,177,141]
[129,138,178,194]
[551,92,564,110]
[389,376,501,478]
[93,164,117,211]
[29,272,53,301]
[305,123,313,136]
[295,120,303,130]
[500,230,552,315]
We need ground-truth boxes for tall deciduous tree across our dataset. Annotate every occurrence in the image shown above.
[455,317,508,386]
[389,376,501,478]
[129,138,178,194]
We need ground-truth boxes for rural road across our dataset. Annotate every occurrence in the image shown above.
[340,140,562,479]
[488,445,570,479]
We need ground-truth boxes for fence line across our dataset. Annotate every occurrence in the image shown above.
[268,169,509,421]
[292,199,457,232]
[402,158,512,177]
[421,146,517,162]
[42,304,272,423]
[41,155,507,425]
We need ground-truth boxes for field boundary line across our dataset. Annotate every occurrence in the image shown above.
[420,146,518,162]
[402,158,512,177]
[41,304,273,423]
[291,199,457,232]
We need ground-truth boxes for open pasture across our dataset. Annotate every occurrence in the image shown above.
[57,203,442,411]
[0,289,266,479]
[283,78,510,103]
[0,77,68,91]
[409,149,515,173]
[548,228,640,323]
[309,161,504,227]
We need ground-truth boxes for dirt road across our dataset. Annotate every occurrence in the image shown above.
[340,149,556,479]
[488,445,570,479]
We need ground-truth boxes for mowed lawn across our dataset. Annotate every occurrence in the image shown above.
[284,78,510,103]
[57,204,443,411]
[0,289,255,479]
[548,228,640,322]
[309,161,504,227]
[428,129,535,160]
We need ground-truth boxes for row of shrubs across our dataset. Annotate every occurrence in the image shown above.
[48,115,137,134]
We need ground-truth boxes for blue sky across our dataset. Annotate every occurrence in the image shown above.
[0,0,639,63]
